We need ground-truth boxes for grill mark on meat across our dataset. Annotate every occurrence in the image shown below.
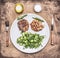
[18,19,29,32]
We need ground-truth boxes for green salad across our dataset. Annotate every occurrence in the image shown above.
[17,32,44,49]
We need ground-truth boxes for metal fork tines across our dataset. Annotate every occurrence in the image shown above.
[5,20,9,31]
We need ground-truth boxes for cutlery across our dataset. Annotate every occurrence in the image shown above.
[51,15,54,45]
[5,20,9,47]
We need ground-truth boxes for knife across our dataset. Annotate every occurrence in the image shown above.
[51,15,54,45]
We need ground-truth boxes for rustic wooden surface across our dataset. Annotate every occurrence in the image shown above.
[0,0,60,58]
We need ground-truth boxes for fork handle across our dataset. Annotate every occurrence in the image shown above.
[6,31,9,47]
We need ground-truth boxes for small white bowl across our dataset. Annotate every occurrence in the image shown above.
[34,4,42,12]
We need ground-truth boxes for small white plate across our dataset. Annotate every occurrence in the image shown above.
[10,13,50,53]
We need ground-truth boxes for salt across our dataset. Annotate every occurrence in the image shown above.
[34,4,42,12]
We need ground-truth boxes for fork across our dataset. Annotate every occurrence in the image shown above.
[5,20,9,47]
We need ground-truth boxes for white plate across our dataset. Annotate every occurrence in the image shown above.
[10,13,50,53]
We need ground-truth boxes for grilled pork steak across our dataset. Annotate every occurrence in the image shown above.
[18,19,29,32]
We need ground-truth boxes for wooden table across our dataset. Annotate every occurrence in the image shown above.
[0,0,60,58]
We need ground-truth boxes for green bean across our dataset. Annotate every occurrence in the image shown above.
[33,17,44,22]
[17,14,27,20]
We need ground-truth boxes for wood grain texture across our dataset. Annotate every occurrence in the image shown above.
[0,0,60,58]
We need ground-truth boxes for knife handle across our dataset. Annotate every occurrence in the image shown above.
[51,31,54,45]
[6,31,9,47]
